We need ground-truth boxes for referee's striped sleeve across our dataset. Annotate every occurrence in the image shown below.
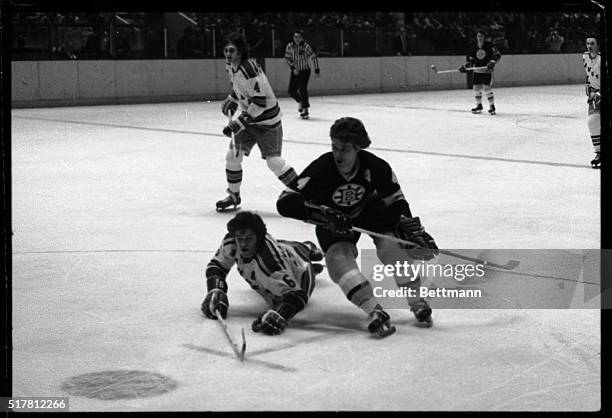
[305,43,319,72]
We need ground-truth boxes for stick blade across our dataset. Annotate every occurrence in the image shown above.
[240,328,246,361]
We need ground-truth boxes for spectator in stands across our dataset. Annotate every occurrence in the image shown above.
[176,26,203,58]
[544,28,565,52]
[393,25,412,56]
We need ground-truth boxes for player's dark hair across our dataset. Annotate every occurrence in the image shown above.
[330,117,371,149]
[225,32,250,59]
[227,211,267,247]
[476,30,487,36]
[586,35,599,45]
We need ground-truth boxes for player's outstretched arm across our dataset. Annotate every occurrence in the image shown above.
[252,290,308,335]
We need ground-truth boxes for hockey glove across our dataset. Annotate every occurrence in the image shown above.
[201,276,229,319]
[319,205,353,239]
[486,60,496,70]
[222,112,253,137]
[221,95,239,117]
[252,309,287,335]
[396,216,439,261]
[458,65,467,73]
[587,91,601,110]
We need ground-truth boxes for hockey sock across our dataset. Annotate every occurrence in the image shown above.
[225,149,243,193]
[473,85,483,105]
[588,113,601,152]
[484,86,494,105]
[266,156,299,189]
[335,268,380,314]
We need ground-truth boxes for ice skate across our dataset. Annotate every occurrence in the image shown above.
[471,104,483,114]
[488,105,496,115]
[368,307,396,338]
[409,298,433,327]
[215,189,241,212]
[300,108,310,119]
[591,152,600,169]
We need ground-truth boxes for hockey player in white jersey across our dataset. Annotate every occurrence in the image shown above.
[582,36,602,168]
[202,211,324,335]
[216,33,299,211]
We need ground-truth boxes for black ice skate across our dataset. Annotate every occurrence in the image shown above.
[591,152,600,169]
[215,189,241,212]
[368,307,396,338]
[488,105,496,115]
[409,298,433,327]
[300,108,310,119]
[471,104,483,114]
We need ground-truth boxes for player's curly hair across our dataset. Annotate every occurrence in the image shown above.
[227,211,267,247]
[224,32,250,59]
[329,117,371,148]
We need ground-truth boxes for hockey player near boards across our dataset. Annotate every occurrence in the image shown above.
[202,211,324,335]
[276,117,439,336]
[459,30,501,115]
[583,36,602,168]
[217,33,299,211]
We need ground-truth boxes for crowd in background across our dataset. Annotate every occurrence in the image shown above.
[11,11,602,60]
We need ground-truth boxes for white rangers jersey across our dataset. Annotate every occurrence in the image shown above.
[207,233,314,307]
[227,59,282,126]
[582,52,601,91]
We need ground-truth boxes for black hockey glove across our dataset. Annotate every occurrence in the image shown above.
[222,112,253,137]
[319,205,353,238]
[221,95,239,117]
[252,309,287,335]
[396,216,439,261]
[458,65,467,73]
[486,60,496,70]
[201,277,229,319]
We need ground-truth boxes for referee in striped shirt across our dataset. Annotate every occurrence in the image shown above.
[285,30,320,119]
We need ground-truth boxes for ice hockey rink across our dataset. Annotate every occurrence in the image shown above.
[11,84,600,411]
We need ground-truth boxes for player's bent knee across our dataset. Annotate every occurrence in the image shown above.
[225,149,243,164]
[265,156,288,175]
[473,84,483,91]
[325,242,359,282]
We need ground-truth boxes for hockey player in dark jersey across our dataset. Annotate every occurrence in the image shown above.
[459,30,502,115]
[202,211,324,335]
[276,117,439,336]
[216,33,299,211]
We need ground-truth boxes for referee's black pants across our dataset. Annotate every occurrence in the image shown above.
[288,68,311,109]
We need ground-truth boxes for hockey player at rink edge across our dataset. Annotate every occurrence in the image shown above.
[277,117,439,337]
[217,32,299,211]
[459,30,502,115]
[582,35,602,168]
[202,211,324,335]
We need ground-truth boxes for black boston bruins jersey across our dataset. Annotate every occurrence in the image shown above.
[292,150,410,225]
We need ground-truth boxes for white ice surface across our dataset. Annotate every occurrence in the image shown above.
[12,85,600,411]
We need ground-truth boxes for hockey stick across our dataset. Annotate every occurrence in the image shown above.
[214,309,246,361]
[302,202,519,270]
[431,65,488,74]
[352,227,519,270]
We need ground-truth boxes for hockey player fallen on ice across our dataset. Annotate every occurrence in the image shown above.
[202,211,324,335]
[217,33,299,211]
[582,36,602,168]
[459,30,501,115]
[276,117,439,336]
